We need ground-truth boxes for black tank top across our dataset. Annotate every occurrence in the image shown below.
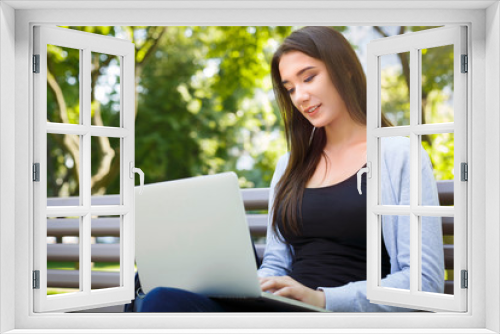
[277,170,391,289]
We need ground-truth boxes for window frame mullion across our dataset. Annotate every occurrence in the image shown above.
[409,46,420,295]
[81,47,92,294]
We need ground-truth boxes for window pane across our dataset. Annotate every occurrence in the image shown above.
[91,52,121,128]
[380,215,410,291]
[421,133,454,206]
[47,134,80,206]
[421,45,454,124]
[91,136,121,201]
[91,215,121,290]
[47,216,80,295]
[380,136,410,205]
[380,52,410,127]
[47,45,80,125]
[420,215,451,295]
[442,216,454,295]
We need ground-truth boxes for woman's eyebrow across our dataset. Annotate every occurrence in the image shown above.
[282,66,316,85]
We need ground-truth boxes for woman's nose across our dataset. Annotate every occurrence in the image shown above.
[294,85,310,105]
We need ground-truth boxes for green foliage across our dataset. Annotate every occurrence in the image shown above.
[135,26,204,181]
[378,26,455,181]
[135,26,292,187]
[380,59,410,126]
[45,26,296,194]
[47,25,455,195]
[422,134,455,181]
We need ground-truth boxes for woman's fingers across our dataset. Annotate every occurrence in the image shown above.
[259,276,326,308]
[260,276,304,300]
[273,286,298,298]
[265,280,307,302]
[259,276,294,292]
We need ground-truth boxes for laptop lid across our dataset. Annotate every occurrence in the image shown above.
[135,172,262,297]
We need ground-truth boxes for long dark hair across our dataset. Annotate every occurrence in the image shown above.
[271,26,392,240]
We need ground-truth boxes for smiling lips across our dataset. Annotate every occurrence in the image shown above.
[304,104,321,114]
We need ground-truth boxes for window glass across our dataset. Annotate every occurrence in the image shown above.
[47,216,81,295]
[421,45,454,124]
[91,52,121,128]
[47,134,80,206]
[380,136,410,205]
[379,214,410,291]
[90,136,121,201]
[420,215,452,295]
[380,52,410,127]
[441,216,455,295]
[47,45,80,125]
[91,215,121,290]
[421,133,454,206]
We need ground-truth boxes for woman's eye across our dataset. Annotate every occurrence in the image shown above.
[287,88,295,95]
[304,75,315,82]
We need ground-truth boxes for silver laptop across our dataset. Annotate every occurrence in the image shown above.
[135,172,327,312]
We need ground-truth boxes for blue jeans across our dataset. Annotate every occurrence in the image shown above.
[136,287,306,312]
[137,287,230,312]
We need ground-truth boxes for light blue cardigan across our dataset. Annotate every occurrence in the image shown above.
[257,136,444,312]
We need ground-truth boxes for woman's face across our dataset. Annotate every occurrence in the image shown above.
[278,51,349,129]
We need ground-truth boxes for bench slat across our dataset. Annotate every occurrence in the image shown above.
[48,244,119,262]
[444,281,453,295]
[47,216,453,238]
[48,269,119,289]
[46,243,455,269]
[444,244,454,270]
[246,214,268,237]
[442,217,454,236]
[47,218,121,237]
[436,180,453,207]
[47,195,121,207]
[240,188,269,211]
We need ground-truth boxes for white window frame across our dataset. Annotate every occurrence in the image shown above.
[32,25,136,313]
[1,1,498,333]
[366,26,468,312]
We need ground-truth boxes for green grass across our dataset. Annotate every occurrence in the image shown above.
[47,261,78,270]
[443,236,454,244]
[47,288,79,295]
[92,262,121,272]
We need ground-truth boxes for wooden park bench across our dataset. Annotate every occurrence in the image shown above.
[47,180,454,310]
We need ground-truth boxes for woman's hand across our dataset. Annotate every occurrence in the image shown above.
[259,276,326,308]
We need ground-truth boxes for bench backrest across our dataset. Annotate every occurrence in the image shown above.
[47,180,454,294]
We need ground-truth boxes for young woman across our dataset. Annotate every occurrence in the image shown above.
[134,26,444,312]
[257,26,444,312]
